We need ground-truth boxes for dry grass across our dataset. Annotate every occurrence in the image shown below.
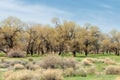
[26,62,36,70]
[4,70,40,80]
[13,64,25,70]
[1,58,6,63]
[63,66,87,77]
[38,55,77,69]
[105,65,120,75]
[39,54,62,69]
[0,63,9,68]
[73,67,87,77]
[41,69,63,80]
[96,58,105,63]
[84,58,97,63]
[63,68,74,77]
[104,58,116,65]
[81,58,93,66]
[86,66,96,74]
[115,77,120,80]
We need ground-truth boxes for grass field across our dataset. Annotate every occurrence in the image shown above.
[0,53,120,80]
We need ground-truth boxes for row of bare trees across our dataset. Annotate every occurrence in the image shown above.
[0,16,120,57]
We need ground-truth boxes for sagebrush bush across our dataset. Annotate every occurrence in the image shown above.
[84,58,97,63]
[105,65,120,75]
[74,62,82,70]
[26,62,35,70]
[81,58,93,66]
[61,58,77,69]
[39,54,61,69]
[73,67,87,77]
[1,58,5,63]
[26,62,41,70]
[38,55,77,69]
[63,67,87,77]
[86,66,96,74]
[7,49,26,58]
[0,63,9,68]
[4,70,40,80]
[13,64,25,70]
[96,58,105,63]
[104,58,116,65]
[41,69,63,80]
[10,60,27,67]
[63,68,74,77]
[28,58,34,62]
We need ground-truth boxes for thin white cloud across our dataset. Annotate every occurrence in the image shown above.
[101,4,113,9]
[0,0,73,24]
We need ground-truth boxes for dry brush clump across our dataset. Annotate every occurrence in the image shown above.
[41,69,63,80]
[81,58,94,66]
[105,65,120,75]
[86,66,96,74]
[7,49,26,58]
[38,54,62,69]
[95,58,116,65]
[26,62,41,70]
[63,68,74,77]
[13,64,25,70]
[38,55,77,69]
[73,67,87,77]
[4,69,63,80]
[1,58,6,63]
[63,63,87,77]
[60,57,77,69]
[4,70,40,80]
[104,58,116,65]
[0,63,9,68]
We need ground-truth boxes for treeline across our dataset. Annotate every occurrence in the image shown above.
[0,16,120,57]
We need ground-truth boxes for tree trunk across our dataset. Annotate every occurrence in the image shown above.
[84,48,88,56]
[59,51,62,55]
[72,51,76,57]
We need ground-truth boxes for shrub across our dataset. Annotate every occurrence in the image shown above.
[63,67,87,77]
[39,54,61,69]
[9,60,27,67]
[28,58,34,62]
[4,70,40,80]
[7,49,26,58]
[74,62,82,70]
[13,64,25,70]
[104,58,116,65]
[86,66,96,74]
[84,58,97,63]
[41,69,63,80]
[63,68,74,77]
[1,58,5,63]
[33,64,41,70]
[38,55,77,69]
[73,67,87,77]
[81,59,93,66]
[0,63,9,68]
[26,62,34,70]
[26,62,41,70]
[96,58,105,63]
[61,58,77,69]
[105,65,120,75]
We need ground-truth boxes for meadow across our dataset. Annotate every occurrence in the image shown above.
[0,53,120,80]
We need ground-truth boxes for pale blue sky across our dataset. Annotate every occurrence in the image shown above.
[0,0,120,32]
